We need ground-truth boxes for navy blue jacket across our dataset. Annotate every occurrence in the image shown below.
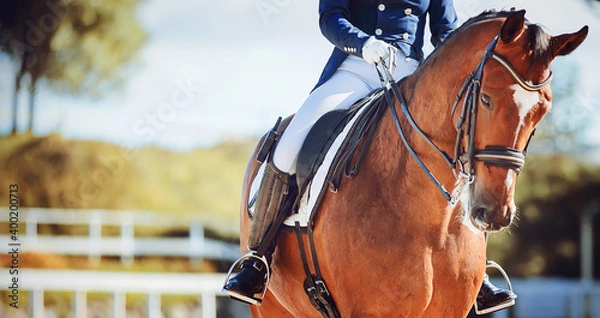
[314,0,458,89]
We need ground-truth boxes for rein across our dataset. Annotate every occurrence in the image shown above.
[376,34,552,204]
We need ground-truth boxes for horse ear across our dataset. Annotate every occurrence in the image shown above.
[500,10,526,44]
[550,26,589,57]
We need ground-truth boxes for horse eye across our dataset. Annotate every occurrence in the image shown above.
[480,93,493,109]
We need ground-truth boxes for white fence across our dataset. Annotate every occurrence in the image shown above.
[2,208,598,317]
[1,270,598,318]
[0,208,240,265]
[0,269,232,318]
[487,278,600,318]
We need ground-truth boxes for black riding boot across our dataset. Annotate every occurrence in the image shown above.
[223,161,295,305]
[476,274,517,314]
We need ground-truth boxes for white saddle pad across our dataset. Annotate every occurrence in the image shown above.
[247,102,373,228]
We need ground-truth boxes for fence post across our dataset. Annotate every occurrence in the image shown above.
[581,201,599,318]
[30,289,44,318]
[189,221,205,267]
[72,290,87,318]
[147,293,161,318]
[112,292,126,318]
[89,212,102,265]
[121,214,135,267]
[201,293,217,318]
[26,212,37,242]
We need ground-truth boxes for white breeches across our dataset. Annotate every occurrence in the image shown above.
[273,52,419,174]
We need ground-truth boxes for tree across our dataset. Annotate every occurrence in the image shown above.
[0,0,46,134]
[0,0,146,135]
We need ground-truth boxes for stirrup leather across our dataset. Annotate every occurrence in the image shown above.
[222,252,270,305]
[474,260,515,315]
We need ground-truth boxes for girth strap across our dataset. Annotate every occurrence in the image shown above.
[294,222,341,318]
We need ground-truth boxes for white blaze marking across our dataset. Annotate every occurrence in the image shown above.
[505,170,515,193]
[511,83,541,129]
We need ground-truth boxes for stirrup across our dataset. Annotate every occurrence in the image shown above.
[222,252,270,305]
[474,260,516,315]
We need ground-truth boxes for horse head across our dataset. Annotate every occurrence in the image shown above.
[455,10,588,232]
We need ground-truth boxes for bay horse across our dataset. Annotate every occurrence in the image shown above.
[237,10,588,317]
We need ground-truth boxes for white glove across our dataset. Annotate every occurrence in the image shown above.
[361,36,396,64]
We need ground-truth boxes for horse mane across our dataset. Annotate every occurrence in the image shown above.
[438,10,513,46]
[457,10,513,32]
[431,9,551,63]
[527,24,550,60]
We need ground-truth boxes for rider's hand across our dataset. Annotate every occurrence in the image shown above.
[361,36,396,64]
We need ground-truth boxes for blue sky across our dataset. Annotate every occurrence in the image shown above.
[0,0,599,152]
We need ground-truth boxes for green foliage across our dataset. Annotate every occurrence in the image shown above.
[46,0,146,96]
[488,155,600,278]
[0,0,146,96]
[0,134,257,238]
[0,0,146,134]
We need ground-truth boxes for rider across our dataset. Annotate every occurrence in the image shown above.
[224,0,516,313]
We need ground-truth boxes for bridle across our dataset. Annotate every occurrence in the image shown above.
[376,33,553,204]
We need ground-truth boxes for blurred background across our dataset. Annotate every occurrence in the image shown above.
[0,0,598,317]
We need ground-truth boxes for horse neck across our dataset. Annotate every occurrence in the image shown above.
[390,21,502,175]
[364,26,501,232]
[400,69,457,154]
[372,62,465,195]
[366,91,458,234]
[401,19,502,141]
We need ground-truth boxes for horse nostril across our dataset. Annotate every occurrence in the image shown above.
[501,212,513,227]
[472,206,488,222]
[473,205,514,229]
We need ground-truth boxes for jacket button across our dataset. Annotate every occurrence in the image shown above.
[402,32,409,40]
[404,8,412,15]
[375,28,383,36]
[378,4,385,11]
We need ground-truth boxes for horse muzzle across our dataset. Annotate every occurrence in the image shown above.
[469,203,515,232]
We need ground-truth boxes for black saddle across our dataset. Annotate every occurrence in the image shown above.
[294,88,387,204]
